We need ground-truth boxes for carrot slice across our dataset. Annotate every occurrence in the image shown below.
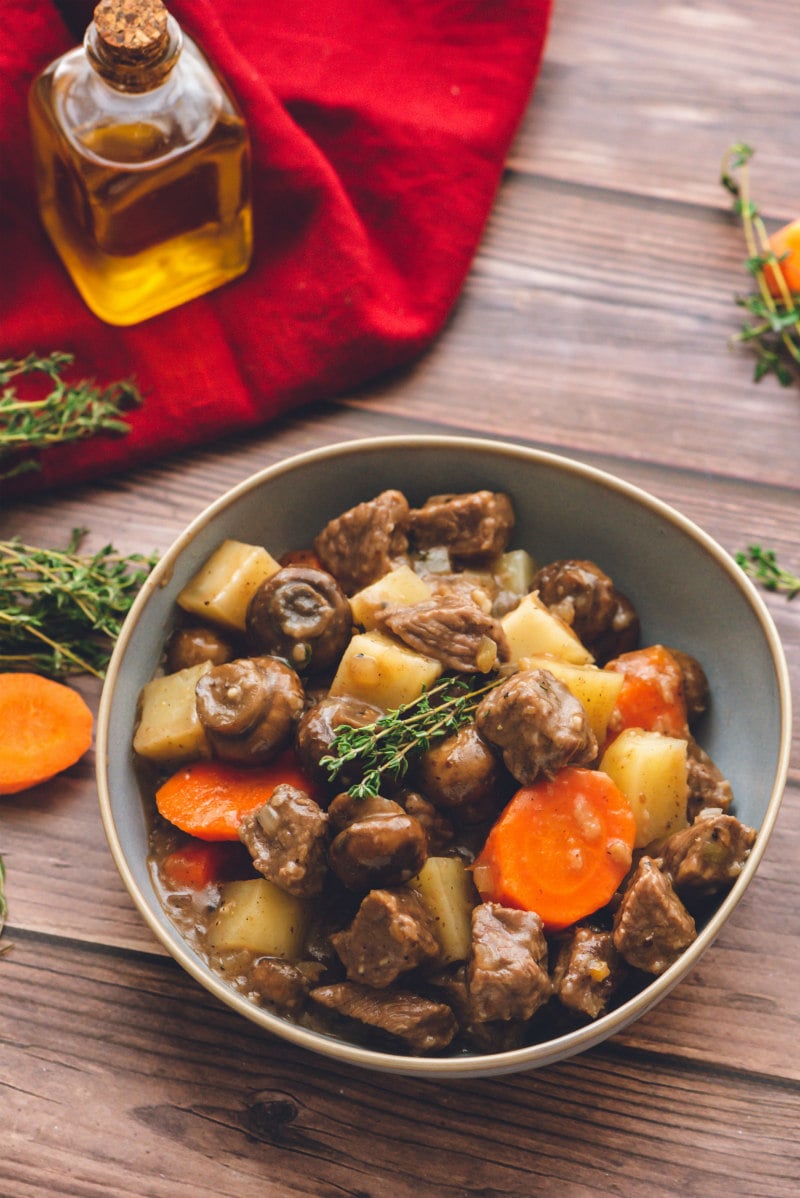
[604,644,688,741]
[765,218,800,296]
[160,841,249,889]
[155,750,318,841]
[0,673,93,795]
[472,768,636,931]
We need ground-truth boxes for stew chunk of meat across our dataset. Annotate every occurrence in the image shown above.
[331,887,439,988]
[686,739,734,819]
[475,668,598,785]
[658,810,756,895]
[376,594,509,673]
[532,559,640,663]
[408,491,515,561]
[468,903,552,1023]
[313,489,410,595]
[310,982,458,1053]
[552,926,627,1020]
[613,856,696,974]
[239,784,328,897]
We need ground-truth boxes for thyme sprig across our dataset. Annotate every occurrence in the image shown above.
[736,545,800,598]
[320,673,503,799]
[0,529,158,678]
[0,853,10,957]
[0,351,142,480]
[721,143,800,386]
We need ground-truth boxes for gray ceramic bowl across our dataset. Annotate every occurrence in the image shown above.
[96,435,792,1078]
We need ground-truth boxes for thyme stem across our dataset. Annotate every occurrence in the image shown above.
[320,673,504,799]
[736,545,800,598]
[0,352,142,480]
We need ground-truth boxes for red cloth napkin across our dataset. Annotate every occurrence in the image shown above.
[1,0,551,498]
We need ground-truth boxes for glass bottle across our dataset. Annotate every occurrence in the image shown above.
[28,0,253,326]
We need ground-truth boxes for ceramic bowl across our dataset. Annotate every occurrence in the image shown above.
[96,435,792,1078]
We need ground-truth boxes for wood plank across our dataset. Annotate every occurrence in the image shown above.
[2,938,799,1198]
[514,0,800,217]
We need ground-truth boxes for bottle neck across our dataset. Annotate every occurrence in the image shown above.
[85,2,183,94]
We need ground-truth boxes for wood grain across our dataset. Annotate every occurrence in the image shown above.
[3,0,800,1193]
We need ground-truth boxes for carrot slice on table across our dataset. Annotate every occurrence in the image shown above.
[155,750,319,841]
[604,644,688,742]
[765,218,800,296]
[472,767,636,931]
[0,673,93,795]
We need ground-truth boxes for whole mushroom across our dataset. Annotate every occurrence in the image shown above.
[246,566,352,673]
[195,655,305,764]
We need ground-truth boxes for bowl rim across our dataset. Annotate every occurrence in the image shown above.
[96,434,793,1078]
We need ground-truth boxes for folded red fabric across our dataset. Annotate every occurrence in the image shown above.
[1,0,551,497]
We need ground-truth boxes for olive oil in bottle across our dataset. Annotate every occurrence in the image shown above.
[28,0,253,326]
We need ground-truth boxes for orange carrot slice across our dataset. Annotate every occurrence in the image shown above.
[0,673,93,795]
[604,644,688,741]
[765,218,800,296]
[472,768,636,931]
[155,751,318,841]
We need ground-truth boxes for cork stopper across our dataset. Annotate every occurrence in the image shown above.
[86,0,181,91]
[93,0,169,62]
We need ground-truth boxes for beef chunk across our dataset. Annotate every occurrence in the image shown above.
[310,982,458,1053]
[239,784,328,897]
[659,811,756,895]
[327,794,428,891]
[552,926,627,1020]
[686,739,734,820]
[532,559,640,662]
[251,958,325,1015]
[376,594,509,673]
[394,789,456,854]
[408,491,515,561]
[665,649,710,726]
[427,965,529,1052]
[475,668,598,785]
[415,722,508,825]
[331,887,440,988]
[613,856,696,974]
[467,903,552,1023]
[313,489,410,594]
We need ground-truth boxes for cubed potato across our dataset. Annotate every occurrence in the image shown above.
[133,661,212,763]
[408,857,478,965]
[493,549,536,598]
[520,655,624,743]
[206,878,310,958]
[501,592,594,666]
[600,728,689,848]
[328,630,442,710]
[350,565,433,630]
[176,540,281,632]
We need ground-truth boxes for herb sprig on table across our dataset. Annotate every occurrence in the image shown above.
[736,545,800,599]
[320,673,503,799]
[0,854,10,957]
[721,143,800,386]
[0,352,142,480]
[0,529,158,678]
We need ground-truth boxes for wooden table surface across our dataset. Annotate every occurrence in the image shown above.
[3,1,799,1194]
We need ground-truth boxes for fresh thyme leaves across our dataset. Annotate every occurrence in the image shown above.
[0,351,142,480]
[320,673,503,799]
[721,143,800,386]
[0,529,159,678]
[736,545,800,598]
